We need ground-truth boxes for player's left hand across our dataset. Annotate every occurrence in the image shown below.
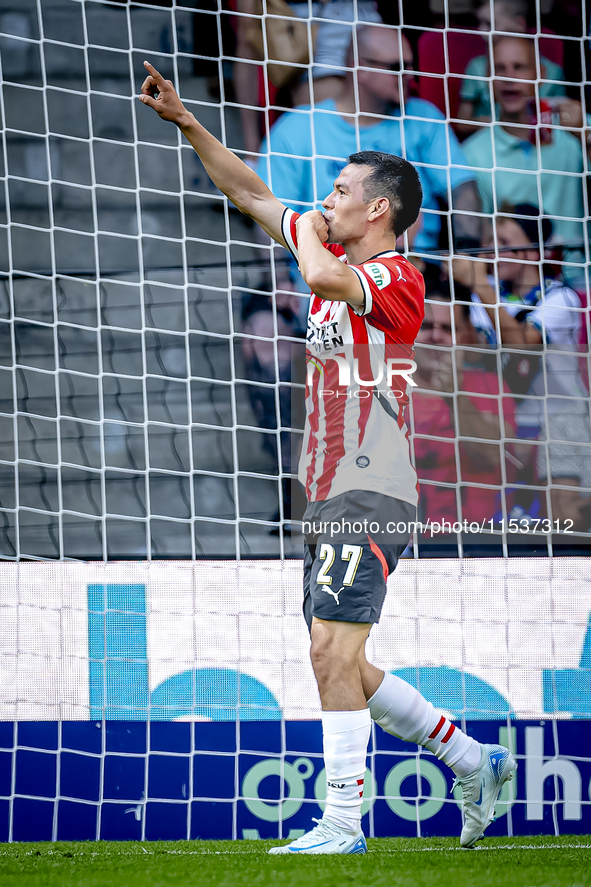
[139,61,188,125]
[297,210,329,243]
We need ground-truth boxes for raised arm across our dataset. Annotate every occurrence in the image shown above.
[139,62,288,248]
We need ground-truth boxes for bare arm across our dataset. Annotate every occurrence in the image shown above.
[296,212,364,309]
[139,62,287,247]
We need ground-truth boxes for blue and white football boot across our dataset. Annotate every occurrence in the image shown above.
[453,743,517,848]
[268,818,367,855]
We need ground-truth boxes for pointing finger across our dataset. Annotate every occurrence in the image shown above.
[143,61,167,88]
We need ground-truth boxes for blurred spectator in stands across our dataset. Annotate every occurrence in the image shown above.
[428,0,476,24]
[257,24,481,260]
[462,35,584,286]
[412,277,517,525]
[233,0,382,162]
[240,285,306,532]
[456,0,566,139]
[453,204,591,531]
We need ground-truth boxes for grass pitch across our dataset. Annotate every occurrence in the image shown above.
[1,836,590,887]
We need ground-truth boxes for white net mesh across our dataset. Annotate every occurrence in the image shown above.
[0,0,304,560]
[0,558,590,840]
[0,1,590,842]
[0,0,589,561]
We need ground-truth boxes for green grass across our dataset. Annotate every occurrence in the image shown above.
[1,837,590,887]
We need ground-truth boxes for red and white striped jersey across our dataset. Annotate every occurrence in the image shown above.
[282,209,425,505]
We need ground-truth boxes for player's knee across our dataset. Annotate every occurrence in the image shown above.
[310,630,357,681]
[309,638,329,678]
[310,622,337,661]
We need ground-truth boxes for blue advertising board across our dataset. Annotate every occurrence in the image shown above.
[1,719,590,842]
[1,560,590,841]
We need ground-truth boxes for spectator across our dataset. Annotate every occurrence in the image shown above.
[240,286,306,532]
[453,204,591,531]
[288,0,383,106]
[412,289,458,524]
[233,0,382,161]
[257,24,482,258]
[412,279,517,526]
[462,35,584,284]
[457,0,566,138]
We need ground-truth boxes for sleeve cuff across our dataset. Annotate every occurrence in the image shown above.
[281,208,298,262]
[349,266,373,316]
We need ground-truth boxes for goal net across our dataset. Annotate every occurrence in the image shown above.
[0,0,588,561]
[1,557,590,840]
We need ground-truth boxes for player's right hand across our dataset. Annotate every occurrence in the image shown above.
[297,210,329,244]
[139,61,189,125]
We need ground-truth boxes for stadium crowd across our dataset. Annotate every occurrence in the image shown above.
[225,0,591,539]
[1,0,588,558]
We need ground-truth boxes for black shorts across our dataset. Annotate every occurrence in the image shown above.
[302,490,417,630]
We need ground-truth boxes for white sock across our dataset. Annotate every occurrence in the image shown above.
[367,672,482,778]
[321,709,371,832]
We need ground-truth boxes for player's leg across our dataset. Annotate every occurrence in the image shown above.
[358,649,516,847]
[306,536,400,843]
[310,616,371,837]
[358,651,482,775]
[269,538,384,856]
[310,616,369,709]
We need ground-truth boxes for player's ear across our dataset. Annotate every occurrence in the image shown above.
[369,197,389,223]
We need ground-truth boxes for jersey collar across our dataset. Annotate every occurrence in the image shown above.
[339,250,399,265]
[367,250,399,261]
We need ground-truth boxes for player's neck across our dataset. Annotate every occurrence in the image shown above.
[342,232,398,266]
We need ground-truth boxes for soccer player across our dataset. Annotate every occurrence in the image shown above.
[139,62,516,854]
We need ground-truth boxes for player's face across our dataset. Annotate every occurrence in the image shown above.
[493,39,536,117]
[321,165,376,244]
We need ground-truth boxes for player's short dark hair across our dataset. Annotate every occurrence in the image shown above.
[347,151,423,237]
